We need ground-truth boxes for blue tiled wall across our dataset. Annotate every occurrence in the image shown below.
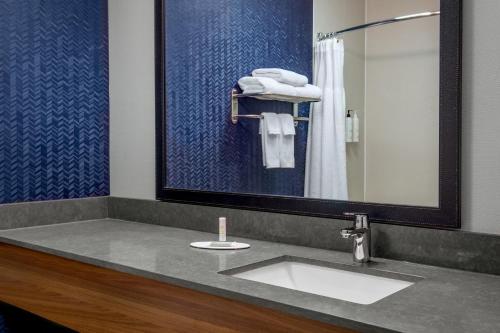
[0,0,109,204]
[165,0,312,196]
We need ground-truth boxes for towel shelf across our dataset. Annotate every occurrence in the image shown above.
[233,91,321,104]
[231,89,320,125]
[234,114,310,122]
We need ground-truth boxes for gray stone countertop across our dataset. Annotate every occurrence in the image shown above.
[0,219,499,333]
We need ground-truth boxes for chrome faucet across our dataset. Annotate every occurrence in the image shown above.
[341,213,371,263]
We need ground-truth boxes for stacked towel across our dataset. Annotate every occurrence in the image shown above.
[238,77,296,96]
[238,76,322,100]
[295,84,322,100]
[259,113,296,169]
[252,68,308,87]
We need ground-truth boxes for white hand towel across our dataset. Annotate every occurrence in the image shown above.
[278,113,296,168]
[252,68,308,87]
[295,84,322,100]
[238,76,297,96]
[259,113,281,169]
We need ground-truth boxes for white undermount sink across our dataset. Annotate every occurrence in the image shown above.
[229,259,416,305]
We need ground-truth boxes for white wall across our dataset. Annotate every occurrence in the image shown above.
[364,0,440,207]
[461,0,500,234]
[109,0,156,200]
[108,0,500,235]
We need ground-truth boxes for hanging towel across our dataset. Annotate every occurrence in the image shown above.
[259,113,281,169]
[295,84,322,100]
[238,77,296,96]
[252,68,308,87]
[278,114,296,168]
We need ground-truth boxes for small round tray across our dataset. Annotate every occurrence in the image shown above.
[190,241,250,250]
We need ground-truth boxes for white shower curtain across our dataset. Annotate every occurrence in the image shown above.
[304,38,348,200]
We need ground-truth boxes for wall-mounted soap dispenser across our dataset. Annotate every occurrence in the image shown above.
[346,110,360,143]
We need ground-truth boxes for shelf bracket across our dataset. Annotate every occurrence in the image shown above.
[231,89,239,124]
[293,103,299,126]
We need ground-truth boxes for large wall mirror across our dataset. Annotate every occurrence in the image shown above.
[156,0,461,228]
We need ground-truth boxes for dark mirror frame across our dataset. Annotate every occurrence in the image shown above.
[155,0,462,228]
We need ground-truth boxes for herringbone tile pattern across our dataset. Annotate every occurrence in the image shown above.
[165,0,312,196]
[0,0,109,204]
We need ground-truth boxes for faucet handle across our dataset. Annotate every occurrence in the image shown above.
[343,212,369,229]
[340,228,354,239]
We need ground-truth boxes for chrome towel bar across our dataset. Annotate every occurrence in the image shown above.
[230,89,319,125]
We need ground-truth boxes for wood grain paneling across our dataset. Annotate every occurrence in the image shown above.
[0,243,357,333]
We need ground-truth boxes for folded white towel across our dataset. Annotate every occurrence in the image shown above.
[252,68,308,87]
[238,76,297,96]
[238,77,322,101]
[259,113,281,169]
[278,114,295,168]
[295,84,322,100]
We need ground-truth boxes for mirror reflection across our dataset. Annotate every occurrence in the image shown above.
[165,0,440,207]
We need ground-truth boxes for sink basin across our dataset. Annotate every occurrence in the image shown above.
[225,257,418,305]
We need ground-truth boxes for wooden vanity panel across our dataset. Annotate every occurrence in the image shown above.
[0,243,357,333]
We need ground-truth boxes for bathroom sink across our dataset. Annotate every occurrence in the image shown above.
[223,257,418,305]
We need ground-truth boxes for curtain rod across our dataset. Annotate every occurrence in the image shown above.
[317,11,440,41]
